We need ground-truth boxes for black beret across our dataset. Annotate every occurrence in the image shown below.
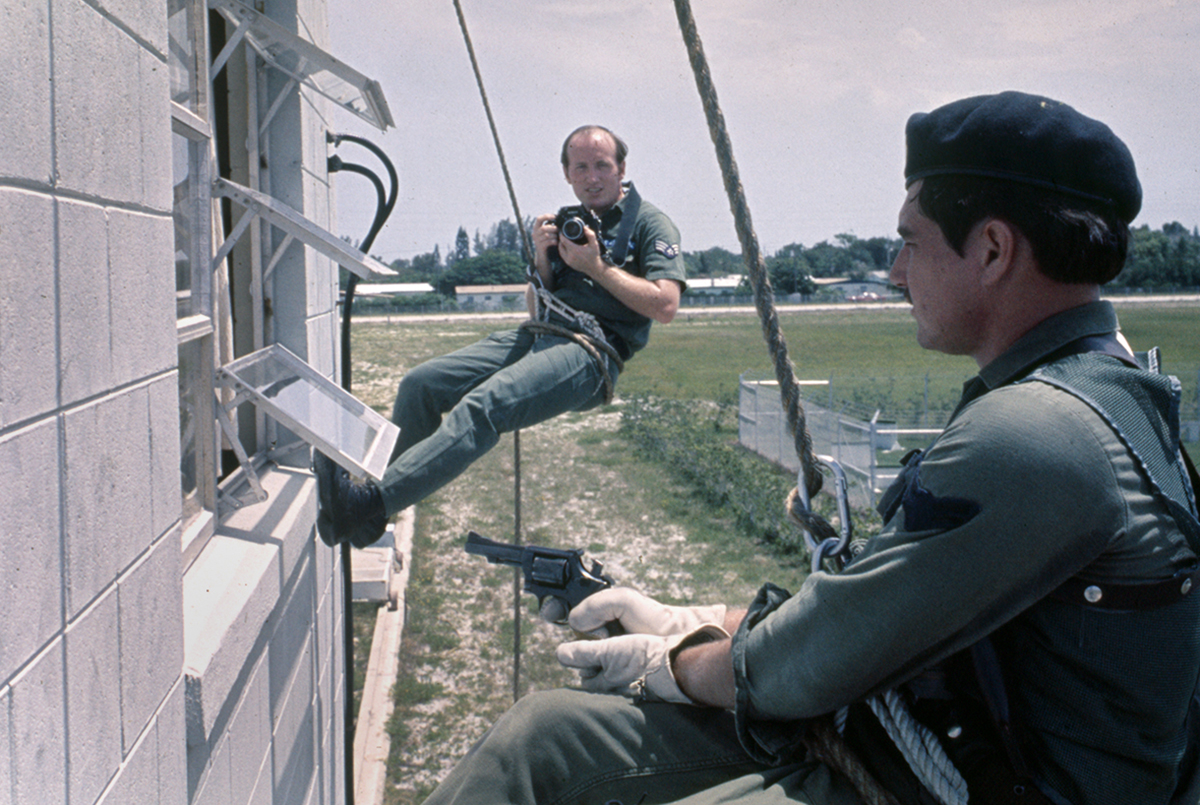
[905,91,1141,223]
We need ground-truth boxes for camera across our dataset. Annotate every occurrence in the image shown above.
[554,206,602,245]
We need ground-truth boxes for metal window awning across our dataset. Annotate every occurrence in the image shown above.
[208,0,393,132]
[216,343,400,488]
[212,178,394,279]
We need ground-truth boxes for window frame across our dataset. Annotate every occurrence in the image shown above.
[171,0,220,568]
[171,0,395,570]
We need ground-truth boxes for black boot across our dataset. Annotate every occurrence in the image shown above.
[313,451,388,548]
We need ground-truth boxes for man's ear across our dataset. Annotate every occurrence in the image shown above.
[977,218,1019,285]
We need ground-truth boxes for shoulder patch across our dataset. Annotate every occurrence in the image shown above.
[655,239,680,258]
[901,454,981,533]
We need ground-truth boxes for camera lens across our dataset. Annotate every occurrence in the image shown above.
[561,217,587,244]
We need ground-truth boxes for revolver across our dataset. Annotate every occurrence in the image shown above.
[464,531,614,623]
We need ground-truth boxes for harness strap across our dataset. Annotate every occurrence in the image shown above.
[1052,566,1200,610]
[1043,332,1139,368]
[605,183,642,267]
[518,311,624,405]
[965,333,1200,800]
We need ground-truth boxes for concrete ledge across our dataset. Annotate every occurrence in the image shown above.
[354,508,413,805]
[182,465,315,747]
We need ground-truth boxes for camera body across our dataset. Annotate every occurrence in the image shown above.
[554,205,603,245]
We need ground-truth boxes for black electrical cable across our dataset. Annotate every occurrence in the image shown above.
[327,132,398,390]
[328,156,387,391]
[326,132,399,805]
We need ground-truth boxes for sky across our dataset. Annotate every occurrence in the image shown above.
[327,0,1200,266]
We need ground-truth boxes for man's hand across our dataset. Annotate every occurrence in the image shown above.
[536,218,680,322]
[531,214,558,261]
[529,214,559,288]
[555,226,606,280]
[556,625,728,703]
[567,587,727,638]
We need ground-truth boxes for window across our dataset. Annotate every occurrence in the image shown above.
[216,344,398,481]
[170,0,217,563]
[208,0,393,131]
[170,0,395,568]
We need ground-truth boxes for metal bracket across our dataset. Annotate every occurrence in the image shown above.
[212,385,270,507]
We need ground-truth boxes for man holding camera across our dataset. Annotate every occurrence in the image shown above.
[314,124,686,548]
[419,93,1200,805]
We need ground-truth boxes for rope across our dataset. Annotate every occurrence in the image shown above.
[807,717,901,805]
[669,0,837,548]
[452,0,534,265]
[868,691,970,805]
[670,2,966,803]
[452,0,533,703]
[518,320,624,405]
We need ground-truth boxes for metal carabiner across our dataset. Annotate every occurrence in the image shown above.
[796,456,854,574]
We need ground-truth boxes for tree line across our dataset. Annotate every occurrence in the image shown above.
[359,218,1200,297]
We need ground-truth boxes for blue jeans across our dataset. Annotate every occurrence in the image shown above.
[423,688,864,804]
[379,328,615,515]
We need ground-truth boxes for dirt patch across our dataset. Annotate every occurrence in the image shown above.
[384,406,728,802]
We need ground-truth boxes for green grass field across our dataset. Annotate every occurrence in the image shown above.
[356,299,1199,802]
[354,301,1200,439]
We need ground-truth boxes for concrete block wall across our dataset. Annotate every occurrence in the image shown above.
[2,0,347,802]
[1,0,185,803]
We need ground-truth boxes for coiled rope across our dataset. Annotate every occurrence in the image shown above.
[868,692,970,805]
[671,2,967,804]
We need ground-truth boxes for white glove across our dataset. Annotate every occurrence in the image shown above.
[567,587,727,638]
[556,624,730,703]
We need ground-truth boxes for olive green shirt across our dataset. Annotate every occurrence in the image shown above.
[732,301,1198,804]
[550,182,686,359]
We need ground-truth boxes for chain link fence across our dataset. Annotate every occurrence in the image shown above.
[737,372,946,509]
[739,368,1200,510]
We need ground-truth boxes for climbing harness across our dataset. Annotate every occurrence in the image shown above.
[520,180,642,404]
[520,285,625,405]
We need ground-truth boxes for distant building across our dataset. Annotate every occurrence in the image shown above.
[352,282,437,298]
[686,275,744,295]
[455,284,529,311]
[342,282,437,307]
[812,271,900,300]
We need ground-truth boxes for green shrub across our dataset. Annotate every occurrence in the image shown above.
[618,395,853,552]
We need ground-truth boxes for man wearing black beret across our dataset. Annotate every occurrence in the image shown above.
[421,92,1200,805]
